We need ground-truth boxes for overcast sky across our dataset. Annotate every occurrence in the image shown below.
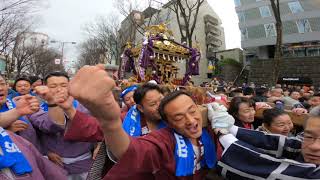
[37,0,241,66]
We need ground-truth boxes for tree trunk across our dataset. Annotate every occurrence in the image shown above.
[270,0,282,86]
[273,21,282,85]
[188,37,193,48]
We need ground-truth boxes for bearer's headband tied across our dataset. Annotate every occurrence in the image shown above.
[120,85,138,99]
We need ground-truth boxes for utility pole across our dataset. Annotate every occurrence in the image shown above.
[50,40,76,65]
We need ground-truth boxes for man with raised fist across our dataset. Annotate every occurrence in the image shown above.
[68,65,219,179]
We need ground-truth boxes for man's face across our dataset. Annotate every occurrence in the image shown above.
[283,90,290,97]
[15,80,31,95]
[265,90,271,97]
[271,89,283,98]
[309,91,315,96]
[164,95,202,140]
[275,84,282,88]
[46,76,69,96]
[0,77,8,105]
[123,91,135,108]
[138,90,163,122]
[302,92,311,99]
[309,96,320,108]
[290,92,301,100]
[302,117,320,165]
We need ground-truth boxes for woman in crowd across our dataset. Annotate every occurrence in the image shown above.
[228,97,256,129]
[257,108,294,136]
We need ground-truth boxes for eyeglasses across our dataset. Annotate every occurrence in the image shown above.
[303,135,320,145]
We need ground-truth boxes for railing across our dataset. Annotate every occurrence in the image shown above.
[206,35,223,47]
[205,24,221,36]
[204,15,219,25]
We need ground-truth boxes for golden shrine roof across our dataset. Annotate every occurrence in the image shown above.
[128,24,199,59]
[130,40,191,58]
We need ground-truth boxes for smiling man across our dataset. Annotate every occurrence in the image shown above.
[29,71,95,180]
[122,83,166,137]
[67,65,219,179]
[13,77,32,97]
[207,103,320,179]
[301,114,320,165]
[120,85,137,121]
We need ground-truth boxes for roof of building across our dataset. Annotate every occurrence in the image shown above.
[215,48,243,53]
[142,7,159,19]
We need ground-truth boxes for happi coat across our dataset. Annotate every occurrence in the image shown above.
[218,126,320,179]
[64,111,220,180]
[0,131,67,180]
[28,103,95,175]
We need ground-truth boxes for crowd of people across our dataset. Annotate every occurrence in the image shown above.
[0,65,320,180]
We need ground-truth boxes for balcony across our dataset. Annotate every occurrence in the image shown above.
[204,15,219,26]
[205,23,221,36]
[206,35,222,47]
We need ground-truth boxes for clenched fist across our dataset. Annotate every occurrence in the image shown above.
[7,120,28,133]
[69,65,120,123]
[14,95,40,116]
[34,86,54,104]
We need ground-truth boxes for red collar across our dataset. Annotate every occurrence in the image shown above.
[243,123,252,129]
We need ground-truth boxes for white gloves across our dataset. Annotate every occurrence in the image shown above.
[207,102,235,134]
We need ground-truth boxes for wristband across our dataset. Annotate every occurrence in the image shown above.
[48,104,58,107]
[216,128,229,138]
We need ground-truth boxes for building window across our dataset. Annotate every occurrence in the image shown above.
[307,48,320,57]
[288,1,304,14]
[283,49,292,57]
[293,48,306,57]
[264,23,276,37]
[259,6,271,18]
[296,19,312,33]
[241,28,248,39]
[234,0,241,7]
[41,39,46,45]
[238,12,246,22]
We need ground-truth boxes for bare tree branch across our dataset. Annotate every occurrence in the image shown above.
[79,15,122,67]
[152,0,204,47]
[0,0,45,77]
